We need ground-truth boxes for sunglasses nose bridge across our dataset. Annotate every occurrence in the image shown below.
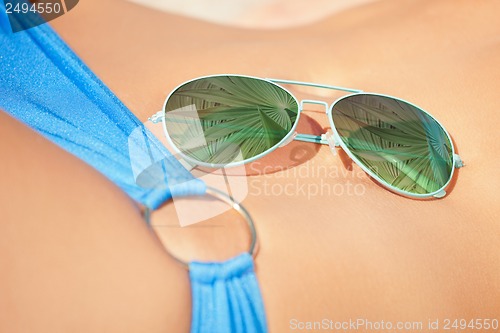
[296,99,342,156]
[298,99,341,152]
[299,99,330,114]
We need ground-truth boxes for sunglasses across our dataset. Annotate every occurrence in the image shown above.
[149,74,463,199]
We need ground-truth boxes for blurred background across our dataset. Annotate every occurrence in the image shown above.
[128,0,377,28]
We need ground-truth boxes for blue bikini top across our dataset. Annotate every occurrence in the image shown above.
[0,5,267,333]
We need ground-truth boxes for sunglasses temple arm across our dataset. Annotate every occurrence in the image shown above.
[266,78,363,93]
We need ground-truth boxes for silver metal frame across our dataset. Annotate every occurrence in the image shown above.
[143,186,257,269]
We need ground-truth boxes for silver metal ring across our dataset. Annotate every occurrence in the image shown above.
[143,186,257,269]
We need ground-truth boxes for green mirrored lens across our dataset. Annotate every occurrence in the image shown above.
[331,94,454,195]
[164,75,299,165]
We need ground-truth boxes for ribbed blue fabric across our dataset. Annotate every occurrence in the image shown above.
[190,253,267,333]
[0,4,267,332]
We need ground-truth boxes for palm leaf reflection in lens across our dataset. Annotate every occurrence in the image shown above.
[165,76,299,165]
[331,94,453,195]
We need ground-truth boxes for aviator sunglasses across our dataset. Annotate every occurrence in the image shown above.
[150,74,464,199]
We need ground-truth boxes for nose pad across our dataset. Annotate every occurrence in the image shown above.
[321,130,341,156]
[279,131,297,147]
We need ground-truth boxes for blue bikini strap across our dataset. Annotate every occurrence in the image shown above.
[0,5,205,209]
